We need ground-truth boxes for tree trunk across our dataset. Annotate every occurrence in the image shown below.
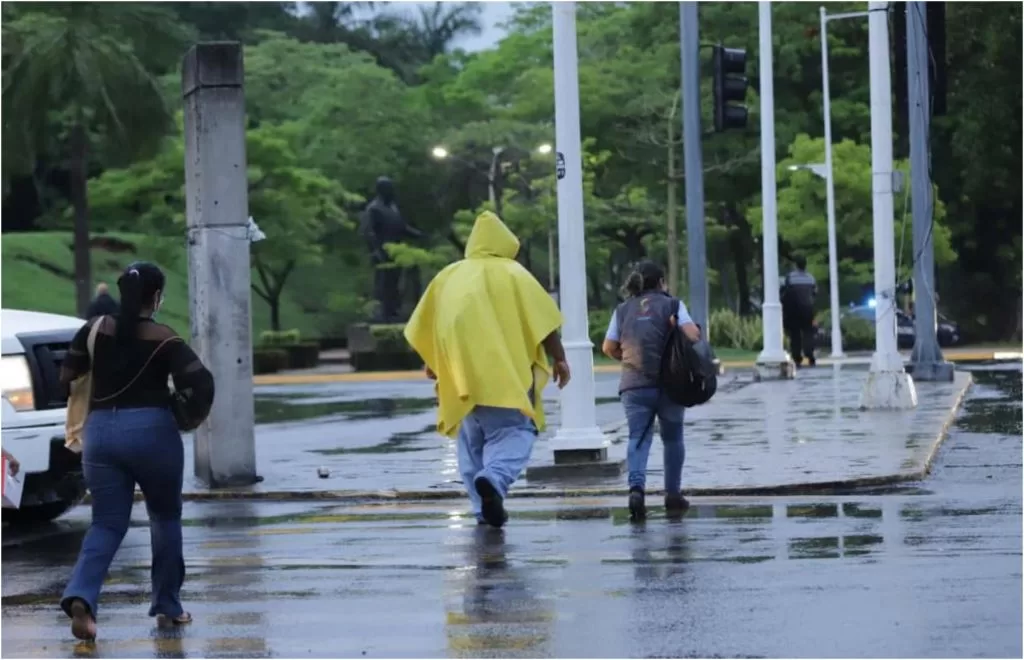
[70,122,92,318]
[269,297,281,332]
[723,205,753,315]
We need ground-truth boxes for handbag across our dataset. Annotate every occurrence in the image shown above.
[64,317,104,454]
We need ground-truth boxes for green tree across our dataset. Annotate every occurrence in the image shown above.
[2,3,192,315]
[767,134,954,305]
[87,119,352,330]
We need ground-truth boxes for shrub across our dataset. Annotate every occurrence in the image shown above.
[260,329,301,346]
[814,310,875,351]
[841,315,875,351]
[253,348,289,374]
[348,324,423,372]
[589,308,612,351]
[709,308,762,350]
[369,324,410,352]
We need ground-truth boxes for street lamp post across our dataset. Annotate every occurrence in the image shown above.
[819,7,868,358]
[788,162,843,358]
[754,1,794,381]
[860,0,917,410]
[432,143,552,219]
[548,0,611,464]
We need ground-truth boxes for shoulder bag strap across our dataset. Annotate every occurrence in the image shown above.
[86,316,103,363]
[92,336,184,404]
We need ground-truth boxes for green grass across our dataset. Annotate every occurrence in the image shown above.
[1,231,319,338]
[592,347,759,367]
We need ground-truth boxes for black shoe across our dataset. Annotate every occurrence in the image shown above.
[628,488,647,521]
[474,477,507,528]
[807,357,817,367]
[665,493,691,518]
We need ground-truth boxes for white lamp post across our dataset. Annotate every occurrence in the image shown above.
[860,1,917,410]
[788,161,843,358]
[549,0,610,463]
[754,1,795,380]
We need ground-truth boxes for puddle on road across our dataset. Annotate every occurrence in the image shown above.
[254,396,435,424]
[956,369,1023,436]
[310,424,438,455]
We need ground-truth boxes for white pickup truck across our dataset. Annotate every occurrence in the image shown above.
[2,308,89,524]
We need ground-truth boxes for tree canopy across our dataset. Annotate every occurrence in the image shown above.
[3,2,1020,339]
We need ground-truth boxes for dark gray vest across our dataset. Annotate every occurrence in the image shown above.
[615,291,676,393]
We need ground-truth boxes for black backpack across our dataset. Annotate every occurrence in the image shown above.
[659,321,718,407]
[634,301,719,449]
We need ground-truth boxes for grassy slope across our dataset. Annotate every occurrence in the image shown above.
[1,231,319,338]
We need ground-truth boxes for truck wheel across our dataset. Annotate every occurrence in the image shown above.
[2,470,86,526]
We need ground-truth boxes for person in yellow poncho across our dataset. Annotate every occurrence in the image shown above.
[404,211,570,529]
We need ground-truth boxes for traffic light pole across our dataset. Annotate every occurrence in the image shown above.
[679,2,708,334]
[905,1,953,382]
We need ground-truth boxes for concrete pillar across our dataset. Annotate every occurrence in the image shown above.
[859,4,918,410]
[182,42,258,487]
[754,1,795,380]
[548,2,612,465]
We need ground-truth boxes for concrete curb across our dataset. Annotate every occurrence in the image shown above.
[95,372,974,507]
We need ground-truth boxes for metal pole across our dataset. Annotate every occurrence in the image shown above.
[905,1,953,381]
[859,2,917,410]
[680,2,707,334]
[755,1,794,379]
[549,1,609,459]
[820,7,845,359]
[181,43,258,486]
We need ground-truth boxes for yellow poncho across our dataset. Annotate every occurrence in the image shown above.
[404,211,563,438]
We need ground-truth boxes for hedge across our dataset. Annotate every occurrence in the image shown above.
[350,324,423,372]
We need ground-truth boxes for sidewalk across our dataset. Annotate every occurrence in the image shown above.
[173,364,973,502]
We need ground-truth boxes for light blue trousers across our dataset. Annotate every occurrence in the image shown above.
[457,406,538,521]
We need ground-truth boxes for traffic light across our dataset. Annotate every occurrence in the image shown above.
[712,44,748,132]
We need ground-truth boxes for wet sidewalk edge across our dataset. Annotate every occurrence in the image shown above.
[90,375,973,506]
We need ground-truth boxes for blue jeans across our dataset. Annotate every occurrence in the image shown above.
[621,388,685,494]
[61,407,185,620]
[457,406,538,521]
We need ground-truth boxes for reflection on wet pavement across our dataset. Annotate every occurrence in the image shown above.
[254,395,436,425]
[2,488,1020,658]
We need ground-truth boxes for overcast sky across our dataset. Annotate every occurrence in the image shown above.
[374,2,517,52]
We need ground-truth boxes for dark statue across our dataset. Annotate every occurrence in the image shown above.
[361,176,423,322]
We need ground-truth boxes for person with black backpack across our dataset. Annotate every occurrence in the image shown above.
[601,261,702,521]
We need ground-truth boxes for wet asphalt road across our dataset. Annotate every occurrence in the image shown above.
[1,365,1020,658]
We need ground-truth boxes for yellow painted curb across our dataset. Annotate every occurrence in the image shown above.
[253,348,1018,386]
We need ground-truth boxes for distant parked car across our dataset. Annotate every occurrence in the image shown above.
[816,304,961,349]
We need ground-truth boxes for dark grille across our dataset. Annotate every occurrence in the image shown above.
[18,328,79,411]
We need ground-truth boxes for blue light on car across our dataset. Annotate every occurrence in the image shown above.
[867,297,877,309]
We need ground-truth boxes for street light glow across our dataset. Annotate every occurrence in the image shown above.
[537,143,553,155]
[431,146,449,160]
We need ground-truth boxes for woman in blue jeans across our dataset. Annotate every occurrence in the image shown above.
[59,262,214,640]
[601,261,701,521]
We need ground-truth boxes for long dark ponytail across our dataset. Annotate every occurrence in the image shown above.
[115,261,165,347]
[621,260,665,298]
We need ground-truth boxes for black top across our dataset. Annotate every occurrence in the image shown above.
[60,316,215,418]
